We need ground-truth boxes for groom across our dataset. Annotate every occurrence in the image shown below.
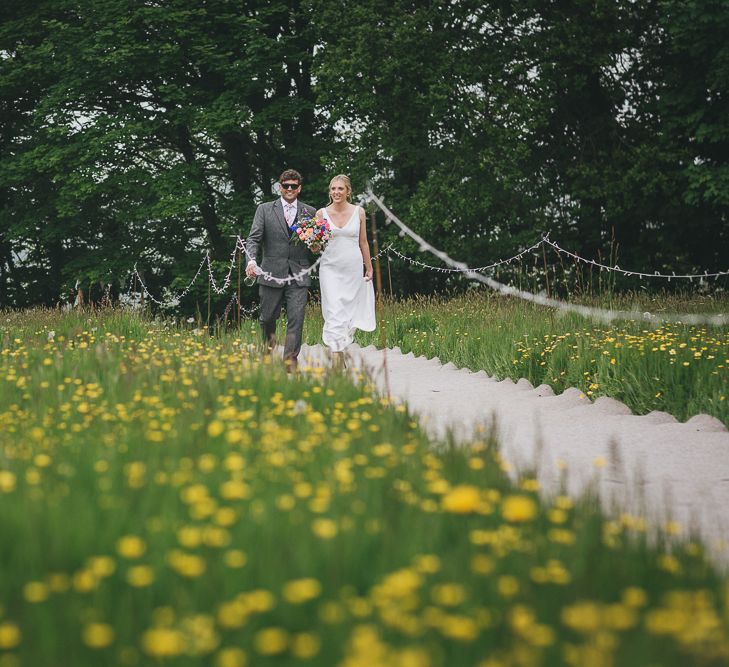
[245,169,316,371]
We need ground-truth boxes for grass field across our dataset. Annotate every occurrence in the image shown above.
[1,309,728,666]
[302,291,729,426]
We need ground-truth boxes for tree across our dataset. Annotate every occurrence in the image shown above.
[1,0,331,307]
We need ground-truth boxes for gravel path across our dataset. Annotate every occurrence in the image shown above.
[300,343,729,562]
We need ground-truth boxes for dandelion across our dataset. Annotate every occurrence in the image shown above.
[215,647,248,667]
[0,471,17,493]
[501,495,538,522]
[664,521,682,536]
[167,550,206,578]
[497,576,519,598]
[470,555,495,575]
[0,622,21,649]
[311,518,338,539]
[127,565,155,587]
[223,550,247,569]
[657,554,681,574]
[290,633,321,659]
[431,583,466,607]
[88,556,115,578]
[440,615,479,641]
[441,485,480,513]
[117,535,146,559]
[23,581,49,603]
[282,578,322,604]
[413,554,441,574]
[622,587,648,608]
[319,601,346,624]
[82,623,115,649]
[254,628,289,656]
[207,420,225,437]
[72,569,97,593]
[141,628,186,658]
[561,601,601,633]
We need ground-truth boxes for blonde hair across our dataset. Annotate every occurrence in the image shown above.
[327,174,352,205]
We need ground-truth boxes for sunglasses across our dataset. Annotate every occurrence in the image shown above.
[281,182,300,190]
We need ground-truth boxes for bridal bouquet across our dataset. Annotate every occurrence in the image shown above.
[290,210,331,253]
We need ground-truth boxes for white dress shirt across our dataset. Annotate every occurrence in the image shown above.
[281,197,298,226]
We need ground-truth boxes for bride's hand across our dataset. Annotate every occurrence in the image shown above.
[364,265,373,281]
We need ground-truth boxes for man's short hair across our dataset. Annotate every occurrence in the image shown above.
[279,169,302,184]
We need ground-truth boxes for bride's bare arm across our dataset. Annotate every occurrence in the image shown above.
[358,207,374,281]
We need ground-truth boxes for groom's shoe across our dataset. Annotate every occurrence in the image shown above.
[262,333,277,356]
[284,356,298,374]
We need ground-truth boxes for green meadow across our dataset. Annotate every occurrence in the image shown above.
[0,309,727,666]
[303,291,729,426]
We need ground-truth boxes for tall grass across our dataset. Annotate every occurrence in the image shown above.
[0,309,728,665]
[302,291,729,426]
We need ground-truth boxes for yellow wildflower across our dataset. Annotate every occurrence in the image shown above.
[207,420,225,437]
[254,628,289,655]
[501,495,538,522]
[441,485,481,514]
[0,622,21,649]
[127,565,155,587]
[291,632,321,659]
[215,647,248,667]
[141,627,186,658]
[82,623,114,649]
[282,578,322,604]
[23,581,49,603]
[311,518,338,539]
[116,535,146,559]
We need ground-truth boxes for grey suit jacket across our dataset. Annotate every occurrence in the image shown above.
[246,199,317,287]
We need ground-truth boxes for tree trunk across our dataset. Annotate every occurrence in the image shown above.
[175,123,225,255]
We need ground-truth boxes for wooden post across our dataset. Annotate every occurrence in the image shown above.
[207,277,211,330]
[237,244,242,330]
[370,207,391,400]
[387,252,393,298]
[542,242,551,298]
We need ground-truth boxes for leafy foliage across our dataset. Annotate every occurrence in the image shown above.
[1,0,727,305]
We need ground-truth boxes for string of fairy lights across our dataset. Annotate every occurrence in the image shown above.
[125,201,728,324]
[130,238,389,309]
[361,188,729,326]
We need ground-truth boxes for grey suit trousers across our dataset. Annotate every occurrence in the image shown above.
[259,283,308,363]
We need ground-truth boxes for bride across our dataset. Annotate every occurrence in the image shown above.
[317,175,376,361]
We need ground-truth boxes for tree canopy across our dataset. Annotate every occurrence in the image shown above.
[1,0,727,307]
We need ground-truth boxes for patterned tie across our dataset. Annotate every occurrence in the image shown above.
[285,204,294,226]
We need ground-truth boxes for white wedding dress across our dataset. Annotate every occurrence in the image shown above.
[319,206,376,351]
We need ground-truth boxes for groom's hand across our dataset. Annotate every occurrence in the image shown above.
[245,262,258,279]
